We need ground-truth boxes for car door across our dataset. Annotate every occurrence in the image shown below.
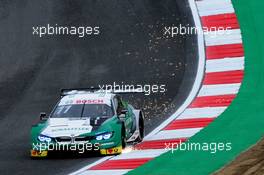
[115,96,133,138]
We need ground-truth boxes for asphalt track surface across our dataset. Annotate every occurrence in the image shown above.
[0,0,197,174]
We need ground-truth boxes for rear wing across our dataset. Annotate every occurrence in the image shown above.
[60,87,144,97]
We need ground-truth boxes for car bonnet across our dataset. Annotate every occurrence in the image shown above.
[41,118,93,137]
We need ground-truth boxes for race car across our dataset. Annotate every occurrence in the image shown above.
[30,88,145,157]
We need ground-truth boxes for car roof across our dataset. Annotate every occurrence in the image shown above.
[59,92,115,106]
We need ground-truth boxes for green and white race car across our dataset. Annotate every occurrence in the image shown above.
[30,88,144,157]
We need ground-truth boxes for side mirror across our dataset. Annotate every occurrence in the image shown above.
[118,109,128,121]
[121,109,128,115]
[39,112,48,121]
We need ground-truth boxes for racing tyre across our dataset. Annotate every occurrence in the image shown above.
[136,113,144,142]
[121,125,126,149]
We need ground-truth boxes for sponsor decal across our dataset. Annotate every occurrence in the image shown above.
[100,146,122,155]
[30,150,48,157]
[100,142,115,146]
[75,99,104,104]
[51,127,90,132]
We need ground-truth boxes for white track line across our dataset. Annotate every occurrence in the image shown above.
[112,149,166,160]
[145,128,203,141]
[196,0,234,16]
[205,29,242,46]
[77,170,130,175]
[198,83,241,97]
[206,57,244,73]
[69,156,113,175]
[177,107,227,120]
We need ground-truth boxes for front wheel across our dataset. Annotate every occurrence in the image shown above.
[136,113,144,142]
[121,126,126,149]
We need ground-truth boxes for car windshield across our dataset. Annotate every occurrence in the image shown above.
[51,104,113,118]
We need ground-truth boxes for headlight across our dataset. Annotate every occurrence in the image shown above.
[96,135,103,141]
[38,135,52,142]
[96,132,113,141]
[103,133,112,140]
